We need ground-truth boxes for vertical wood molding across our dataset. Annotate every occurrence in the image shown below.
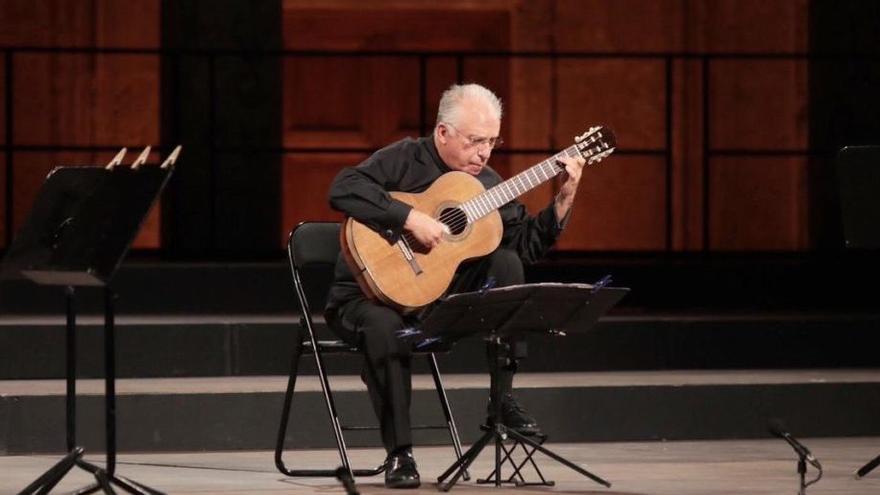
[670,58,705,250]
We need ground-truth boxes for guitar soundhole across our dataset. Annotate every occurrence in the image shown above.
[438,207,468,236]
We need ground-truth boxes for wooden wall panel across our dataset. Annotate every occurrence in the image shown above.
[283,3,510,51]
[0,53,5,145]
[462,56,511,141]
[508,59,553,151]
[93,0,160,48]
[3,1,161,249]
[0,1,95,47]
[14,54,94,146]
[0,0,158,48]
[281,153,364,235]
[711,61,808,150]
[13,54,159,146]
[284,56,422,149]
[424,57,458,129]
[556,0,686,52]
[556,59,666,151]
[94,55,161,145]
[690,0,809,52]
[709,157,808,250]
[281,2,511,153]
[558,155,667,250]
[510,0,554,52]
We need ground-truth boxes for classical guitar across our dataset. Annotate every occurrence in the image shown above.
[341,126,616,312]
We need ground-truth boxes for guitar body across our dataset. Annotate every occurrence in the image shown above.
[342,171,503,312]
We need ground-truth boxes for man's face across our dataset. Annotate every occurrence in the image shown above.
[435,99,502,176]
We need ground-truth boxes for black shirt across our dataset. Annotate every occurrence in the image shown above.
[326,135,567,311]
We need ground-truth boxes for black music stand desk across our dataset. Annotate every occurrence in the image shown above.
[408,282,628,492]
[2,160,175,495]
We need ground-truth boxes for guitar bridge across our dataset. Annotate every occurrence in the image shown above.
[397,238,423,275]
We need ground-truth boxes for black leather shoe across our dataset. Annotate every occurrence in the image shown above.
[384,449,420,489]
[487,393,542,436]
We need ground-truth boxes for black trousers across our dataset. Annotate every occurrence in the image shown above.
[326,249,525,454]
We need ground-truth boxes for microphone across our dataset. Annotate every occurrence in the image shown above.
[768,419,822,470]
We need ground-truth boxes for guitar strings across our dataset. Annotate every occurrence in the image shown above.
[438,147,576,232]
[399,144,595,246]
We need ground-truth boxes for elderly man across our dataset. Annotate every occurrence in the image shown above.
[325,83,586,488]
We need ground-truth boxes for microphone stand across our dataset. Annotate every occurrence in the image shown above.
[771,426,822,494]
[797,454,807,495]
[855,453,880,479]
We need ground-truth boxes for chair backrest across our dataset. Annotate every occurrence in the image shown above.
[287,222,341,318]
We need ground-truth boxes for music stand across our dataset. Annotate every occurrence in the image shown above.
[836,146,880,479]
[2,147,180,494]
[837,145,880,250]
[408,282,628,492]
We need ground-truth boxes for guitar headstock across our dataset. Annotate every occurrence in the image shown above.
[574,126,617,165]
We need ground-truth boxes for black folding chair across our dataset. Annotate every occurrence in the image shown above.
[275,221,467,480]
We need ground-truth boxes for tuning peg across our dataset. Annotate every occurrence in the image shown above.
[588,148,616,164]
[105,147,127,170]
[160,145,182,169]
[131,146,151,170]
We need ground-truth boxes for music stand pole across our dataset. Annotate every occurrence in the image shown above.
[66,286,77,453]
[104,286,118,476]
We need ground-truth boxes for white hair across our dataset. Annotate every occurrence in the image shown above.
[435,83,503,128]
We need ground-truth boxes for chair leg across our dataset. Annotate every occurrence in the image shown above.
[310,334,355,478]
[275,329,305,475]
[427,353,469,480]
[275,327,383,478]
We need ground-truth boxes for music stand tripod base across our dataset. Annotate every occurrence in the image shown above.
[475,429,555,487]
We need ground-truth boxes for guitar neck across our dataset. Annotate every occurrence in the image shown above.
[461,144,581,222]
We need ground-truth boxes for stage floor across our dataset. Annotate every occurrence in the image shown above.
[2,437,879,494]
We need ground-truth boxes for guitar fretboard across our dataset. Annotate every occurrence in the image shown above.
[460,145,581,222]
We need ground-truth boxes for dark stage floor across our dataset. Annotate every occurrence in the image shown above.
[3,437,879,494]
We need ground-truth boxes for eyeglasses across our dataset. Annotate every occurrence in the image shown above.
[443,122,503,150]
